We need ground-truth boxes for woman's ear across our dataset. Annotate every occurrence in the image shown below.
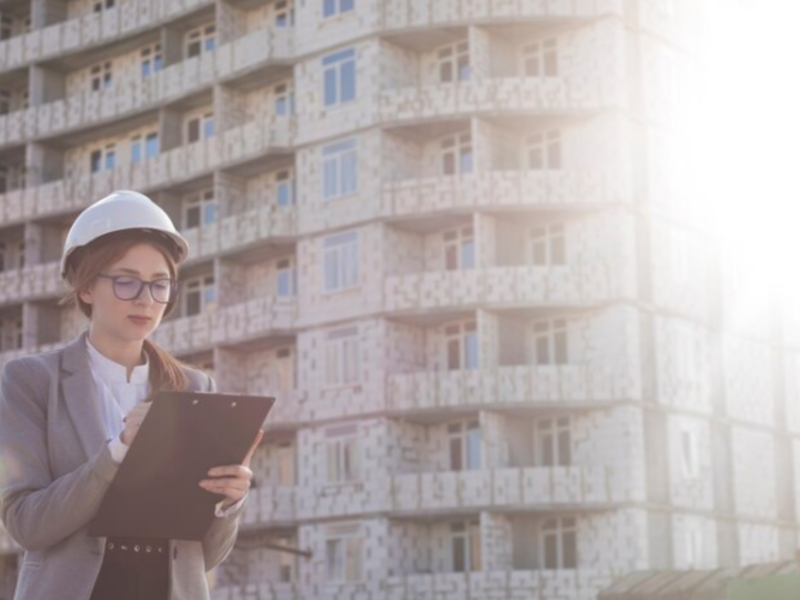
[78,286,93,305]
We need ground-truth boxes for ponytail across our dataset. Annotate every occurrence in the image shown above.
[143,339,189,398]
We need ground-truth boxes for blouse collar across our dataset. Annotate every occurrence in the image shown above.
[85,335,150,385]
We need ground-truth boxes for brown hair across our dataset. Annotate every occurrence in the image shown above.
[59,229,189,395]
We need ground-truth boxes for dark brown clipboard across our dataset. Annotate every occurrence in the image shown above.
[87,390,274,541]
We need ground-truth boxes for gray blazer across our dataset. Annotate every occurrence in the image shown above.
[0,330,246,600]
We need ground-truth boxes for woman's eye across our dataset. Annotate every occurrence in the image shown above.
[116,278,138,288]
[153,281,169,291]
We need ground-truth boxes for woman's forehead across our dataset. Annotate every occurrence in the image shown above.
[106,243,172,277]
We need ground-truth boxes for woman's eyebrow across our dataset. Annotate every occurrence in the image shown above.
[112,267,171,278]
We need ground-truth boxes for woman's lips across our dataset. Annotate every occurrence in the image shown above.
[128,316,152,325]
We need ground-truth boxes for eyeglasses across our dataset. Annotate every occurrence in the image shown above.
[97,274,179,304]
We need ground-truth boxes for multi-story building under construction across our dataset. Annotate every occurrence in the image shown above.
[0,0,799,599]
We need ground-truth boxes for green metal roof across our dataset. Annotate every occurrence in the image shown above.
[598,561,799,600]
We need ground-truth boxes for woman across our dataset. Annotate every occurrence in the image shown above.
[0,190,262,600]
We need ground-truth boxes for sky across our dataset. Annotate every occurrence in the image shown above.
[697,0,800,294]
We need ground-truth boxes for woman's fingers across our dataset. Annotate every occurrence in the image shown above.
[242,429,264,468]
[207,465,253,478]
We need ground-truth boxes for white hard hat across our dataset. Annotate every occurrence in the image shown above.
[60,190,190,280]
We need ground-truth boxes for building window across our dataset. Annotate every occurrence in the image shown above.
[0,241,5,272]
[185,23,216,58]
[322,48,356,107]
[440,132,473,176]
[141,43,163,78]
[323,230,359,292]
[325,523,363,582]
[529,224,565,266]
[93,0,116,12]
[680,422,700,479]
[323,0,354,18]
[526,130,561,170]
[274,81,295,116]
[0,88,27,115]
[443,320,478,370]
[450,521,481,573]
[185,110,215,144]
[0,15,12,40]
[276,536,297,581]
[531,319,568,365]
[443,225,475,270]
[535,416,572,467]
[322,139,357,200]
[90,61,113,92]
[182,189,217,229]
[130,131,159,164]
[325,422,360,482]
[273,0,294,27]
[275,169,294,206]
[16,240,24,269]
[276,258,296,297]
[437,40,470,83]
[183,274,216,316]
[275,347,295,392]
[90,144,116,173]
[0,164,25,193]
[0,318,23,351]
[325,326,359,386]
[540,517,577,569]
[274,439,295,486]
[522,38,558,77]
[447,419,481,471]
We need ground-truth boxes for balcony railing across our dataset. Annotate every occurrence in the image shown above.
[0,115,293,228]
[387,365,642,413]
[378,77,625,126]
[382,170,633,217]
[240,465,637,525]
[384,264,635,313]
[151,296,297,355]
[0,0,216,72]
[211,568,616,600]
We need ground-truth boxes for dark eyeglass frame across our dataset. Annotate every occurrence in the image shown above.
[97,273,179,304]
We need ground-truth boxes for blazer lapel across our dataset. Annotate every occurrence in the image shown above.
[60,331,109,463]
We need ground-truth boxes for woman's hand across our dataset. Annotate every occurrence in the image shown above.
[120,402,152,445]
[199,429,264,510]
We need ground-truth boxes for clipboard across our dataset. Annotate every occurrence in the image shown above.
[87,390,274,541]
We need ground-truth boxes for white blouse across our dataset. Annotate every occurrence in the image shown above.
[86,335,245,518]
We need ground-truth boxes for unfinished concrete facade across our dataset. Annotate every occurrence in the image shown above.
[0,0,798,599]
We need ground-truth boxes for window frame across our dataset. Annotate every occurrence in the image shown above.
[324,326,359,387]
[322,230,359,293]
[322,47,357,107]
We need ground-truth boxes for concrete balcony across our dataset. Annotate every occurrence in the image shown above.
[241,466,636,527]
[0,262,63,307]
[182,205,297,265]
[0,27,293,150]
[211,569,615,600]
[383,569,615,600]
[382,170,632,218]
[151,296,297,355]
[0,0,216,72]
[378,77,625,127]
[387,365,642,414]
[0,115,293,227]
[384,265,635,314]
[381,0,623,31]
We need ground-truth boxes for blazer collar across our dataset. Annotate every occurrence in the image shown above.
[60,330,112,462]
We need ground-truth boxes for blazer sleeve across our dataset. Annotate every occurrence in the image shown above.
[0,357,120,551]
[200,371,248,571]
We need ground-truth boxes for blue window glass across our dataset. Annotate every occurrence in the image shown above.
[131,141,142,164]
[105,151,115,170]
[322,48,356,107]
[204,117,215,138]
[465,332,478,369]
[145,134,159,158]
